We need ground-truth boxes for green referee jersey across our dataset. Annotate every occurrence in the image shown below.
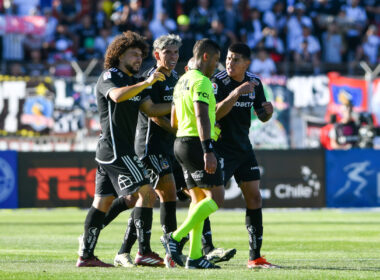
[173,69,216,138]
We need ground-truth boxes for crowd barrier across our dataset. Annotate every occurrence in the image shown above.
[1,149,379,209]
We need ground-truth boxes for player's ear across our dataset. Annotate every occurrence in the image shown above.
[153,51,160,61]
[202,52,209,61]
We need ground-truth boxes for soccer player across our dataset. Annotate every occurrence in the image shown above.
[113,34,182,268]
[211,42,278,268]
[76,31,170,267]
[161,38,224,269]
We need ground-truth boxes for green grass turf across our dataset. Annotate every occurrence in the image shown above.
[0,208,379,280]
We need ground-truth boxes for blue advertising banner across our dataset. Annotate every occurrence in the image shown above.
[0,151,18,208]
[326,150,380,207]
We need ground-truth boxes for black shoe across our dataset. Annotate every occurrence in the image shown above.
[205,248,237,263]
[185,256,221,269]
[160,233,184,267]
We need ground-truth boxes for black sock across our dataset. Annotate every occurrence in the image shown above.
[202,217,215,254]
[118,209,137,254]
[160,201,177,234]
[246,208,263,260]
[102,197,128,228]
[134,207,153,254]
[178,234,189,255]
[81,207,105,259]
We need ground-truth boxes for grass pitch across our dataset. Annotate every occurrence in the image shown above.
[0,208,379,280]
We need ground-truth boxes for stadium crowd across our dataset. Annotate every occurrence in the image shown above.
[0,0,379,77]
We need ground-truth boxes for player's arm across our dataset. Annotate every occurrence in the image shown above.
[194,101,216,174]
[215,80,258,120]
[253,81,273,122]
[151,116,177,135]
[171,104,178,130]
[109,70,166,103]
[139,98,171,117]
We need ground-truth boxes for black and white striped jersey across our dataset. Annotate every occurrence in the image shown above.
[135,66,179,157]
[211,70,267,154]
[95,67,148,164]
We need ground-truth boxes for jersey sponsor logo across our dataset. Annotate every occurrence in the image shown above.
[191,170,204,180]
[212,83,218,95]
[0,158,15,204]
[118,174,133,190]
[197,92,209,99]
[222,77,230,85]
[234,101,253,107]
[117,71,124,78]
[163,95,173,101]
[103,71,111,80]
[130,96,141,102]
[165,85,174,91]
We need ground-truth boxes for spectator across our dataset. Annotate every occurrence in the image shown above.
[207,18,232,61]
[92,0,109,30]
[94,27,114,56]
[2,33,25,61]
[189,0,217,39]
[263,1,287,34]
[293,25,321,74]
[340,0,368,61]
[76,14,97,55]
[127,0,149,33]
[248,0,276,13]
[262,27,285,62]
[12,0,39,15]
[242,8,264,50]
[55,0,81,27]
[362,24,380,65]
[8,62,25,76]
[78,37,100,61]
[322,21,345,64]
[287,2,313,51]
[25,49,48,76]
[176,14,196,62]
[216,0,242,41]
[249,48,276,77]
[149,11,177,39]
[43,7,59,43]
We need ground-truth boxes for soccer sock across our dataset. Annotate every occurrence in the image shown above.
[102,197,128,228]
[81,206,105,259]
[172,197,218,242]
[202,217,215,254]
[188,202,204,259]
[246,208,263,260]
[134,207,153,254]
[118,209,137,254]
[160,201,177,234]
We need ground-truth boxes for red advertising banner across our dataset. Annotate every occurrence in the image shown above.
[0,16,46,35]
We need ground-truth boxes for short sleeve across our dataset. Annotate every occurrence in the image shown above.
[97,70,120,98]
[253,80,267,111]
[192,79,213,104]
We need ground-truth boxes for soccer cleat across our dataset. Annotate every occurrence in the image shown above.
[185,256,221,269]
[247,256,279,269]
[135,251,165,267]
[76,256,114,267]
[114,253,135,267]
[180,254,187,265]
[160,233,184,267]
[164,253,176,268]
[205,248,236,263]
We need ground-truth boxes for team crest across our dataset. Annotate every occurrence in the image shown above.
[103,71,111,80]
[118,174,133,190]
[212,83,218,95]
[160,158,169,170]
[222,77,230,85]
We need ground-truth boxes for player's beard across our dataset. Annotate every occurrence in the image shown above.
[125,62,140,75]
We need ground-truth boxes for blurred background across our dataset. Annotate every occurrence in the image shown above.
[0,0,379,210]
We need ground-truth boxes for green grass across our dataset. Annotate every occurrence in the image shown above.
[0,208,379,280]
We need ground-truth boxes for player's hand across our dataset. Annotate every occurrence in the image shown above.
[146,69,166,85]
[262,102,273,115]
[236,80,259,95]
[204,152,217,174]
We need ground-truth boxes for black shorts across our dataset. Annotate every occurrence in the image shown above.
[140,153,173,188]
[219,149,260,184]
[174,137,223,189]
[95,154,150,197]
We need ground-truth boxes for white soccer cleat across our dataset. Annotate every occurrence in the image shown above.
[114,253,136,267]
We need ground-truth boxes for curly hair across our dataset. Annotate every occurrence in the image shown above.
[104,31,149,69]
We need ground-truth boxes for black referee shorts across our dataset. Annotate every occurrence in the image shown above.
[174,137,223,189]
[95,154,150,197]
[219,149,261,185]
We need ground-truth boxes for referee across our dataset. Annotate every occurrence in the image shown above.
[212,42,278,268]
[161,39,224,269]
[76,31,169,267]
